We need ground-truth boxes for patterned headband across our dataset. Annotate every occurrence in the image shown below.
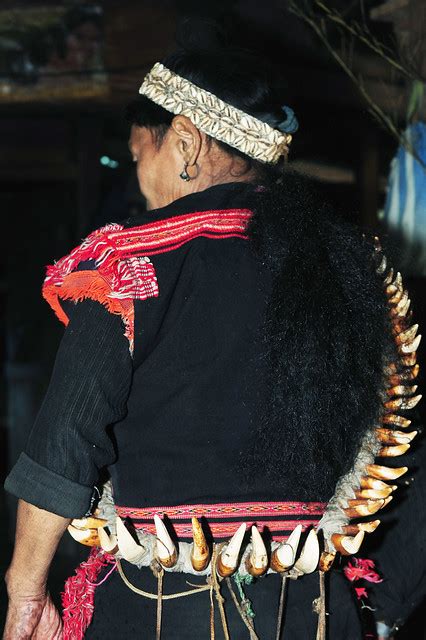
[139,62,293,165]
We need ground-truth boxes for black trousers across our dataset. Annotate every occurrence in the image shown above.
[85,561,363,639]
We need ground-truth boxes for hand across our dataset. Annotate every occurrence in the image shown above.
[3,592,62,640]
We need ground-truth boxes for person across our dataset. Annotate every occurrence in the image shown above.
[3,34,420,640]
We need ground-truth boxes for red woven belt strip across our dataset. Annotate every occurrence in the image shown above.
[115,501,326,542]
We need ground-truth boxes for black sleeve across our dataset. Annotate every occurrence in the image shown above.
[4,299,133,518]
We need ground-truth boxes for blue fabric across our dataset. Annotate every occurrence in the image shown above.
[384,121,426,275]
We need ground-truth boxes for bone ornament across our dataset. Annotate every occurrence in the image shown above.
[342,520,381,535]
[191,517,210,572]
[360,476,397,491]
[378,444,411,457]
[99,527,119,554]
[270,524,302,573]
[375,428,417,445]
[116,516,148,564]
[293,529,320,574]
[331,530,365,556]
[344,497,392,518]
[395,324,419,345]
[386,385,418,397]
[217,523,246,578]
[71,516,108,530]
[376,255,387,274]
[400,353,417,367]
[67,524,101,547]
[399,335,422,354]
[388,365,420,384]
[355,487,394,499]
[154,515,178,568]
[365,464,408,480]
[246,526,268,577]
[385,395,422,411]
[382,414,411,428]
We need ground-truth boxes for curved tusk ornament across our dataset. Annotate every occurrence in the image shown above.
[331,530,365,556]
[116,516,147,564]
[293,529,320,574]
[191,517,210,572]
[154,515,178,568]
[246,526,268,577]
[270,524,302,573]
[217,523,246,578]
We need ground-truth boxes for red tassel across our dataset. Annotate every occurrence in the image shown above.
[62,548,115,640]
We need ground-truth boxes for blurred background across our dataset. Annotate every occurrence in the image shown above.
[0,0,425,636]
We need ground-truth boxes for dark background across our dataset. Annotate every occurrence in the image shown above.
[0,1,425,637]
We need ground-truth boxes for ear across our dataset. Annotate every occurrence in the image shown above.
[170,115,203,167]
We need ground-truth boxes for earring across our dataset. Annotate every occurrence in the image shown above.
[179,164,191,181]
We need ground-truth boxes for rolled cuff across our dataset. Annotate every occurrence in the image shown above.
[4,452,95,518]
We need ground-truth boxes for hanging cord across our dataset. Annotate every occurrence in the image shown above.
[150,561,164,640]
[313,571,327,640]
[225,576,259,640]
[116,559,211,600]
[275,575,288,640]
[210,544,231,640]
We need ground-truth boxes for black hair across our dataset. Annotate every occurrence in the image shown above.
[126,24,394,499]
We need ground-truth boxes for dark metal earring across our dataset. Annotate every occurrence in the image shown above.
[179,164,190,181]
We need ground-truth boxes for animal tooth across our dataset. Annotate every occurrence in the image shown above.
[387,284,398,297]
[397,298,411,317]
[342,520,381,535]
[376,255,387,274]
[389,288,404,305]
[98,527,119,554]
[68,525,100,547]
[71,516,108,530]
[116,517,147,564]
[395,324,419,345]
[385,394,422,410]
[319,551,336,572]
[355,487,394,499]
[379,444,411,457]
[360,476,395,491]
[394,290,409,311]
[386,384,418,397]
[246,526,268,577]
[154,515,178,568]
[400,335,422,354]
[382,414,411,428]
[191,517,210,572]
[365,464,408,480]
[331,530,365,556]
[376,428,417,444]
[293,529,319,574]
[400,394,422,410]
[383,268,394,286]
[344,499,386,518]
[270,524,302,573]
[217,523,246,577]
[400,353,417,367]
[388,365,420,384]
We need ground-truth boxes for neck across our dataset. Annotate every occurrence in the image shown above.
[146,153,257,211]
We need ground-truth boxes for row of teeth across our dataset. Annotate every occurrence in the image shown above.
[326,239,421,556]
[68,516,328,577]
[67,239,421,569]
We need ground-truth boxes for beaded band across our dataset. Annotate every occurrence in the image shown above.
[139,62,292,164]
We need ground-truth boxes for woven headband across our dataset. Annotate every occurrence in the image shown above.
[139,62,292,165]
